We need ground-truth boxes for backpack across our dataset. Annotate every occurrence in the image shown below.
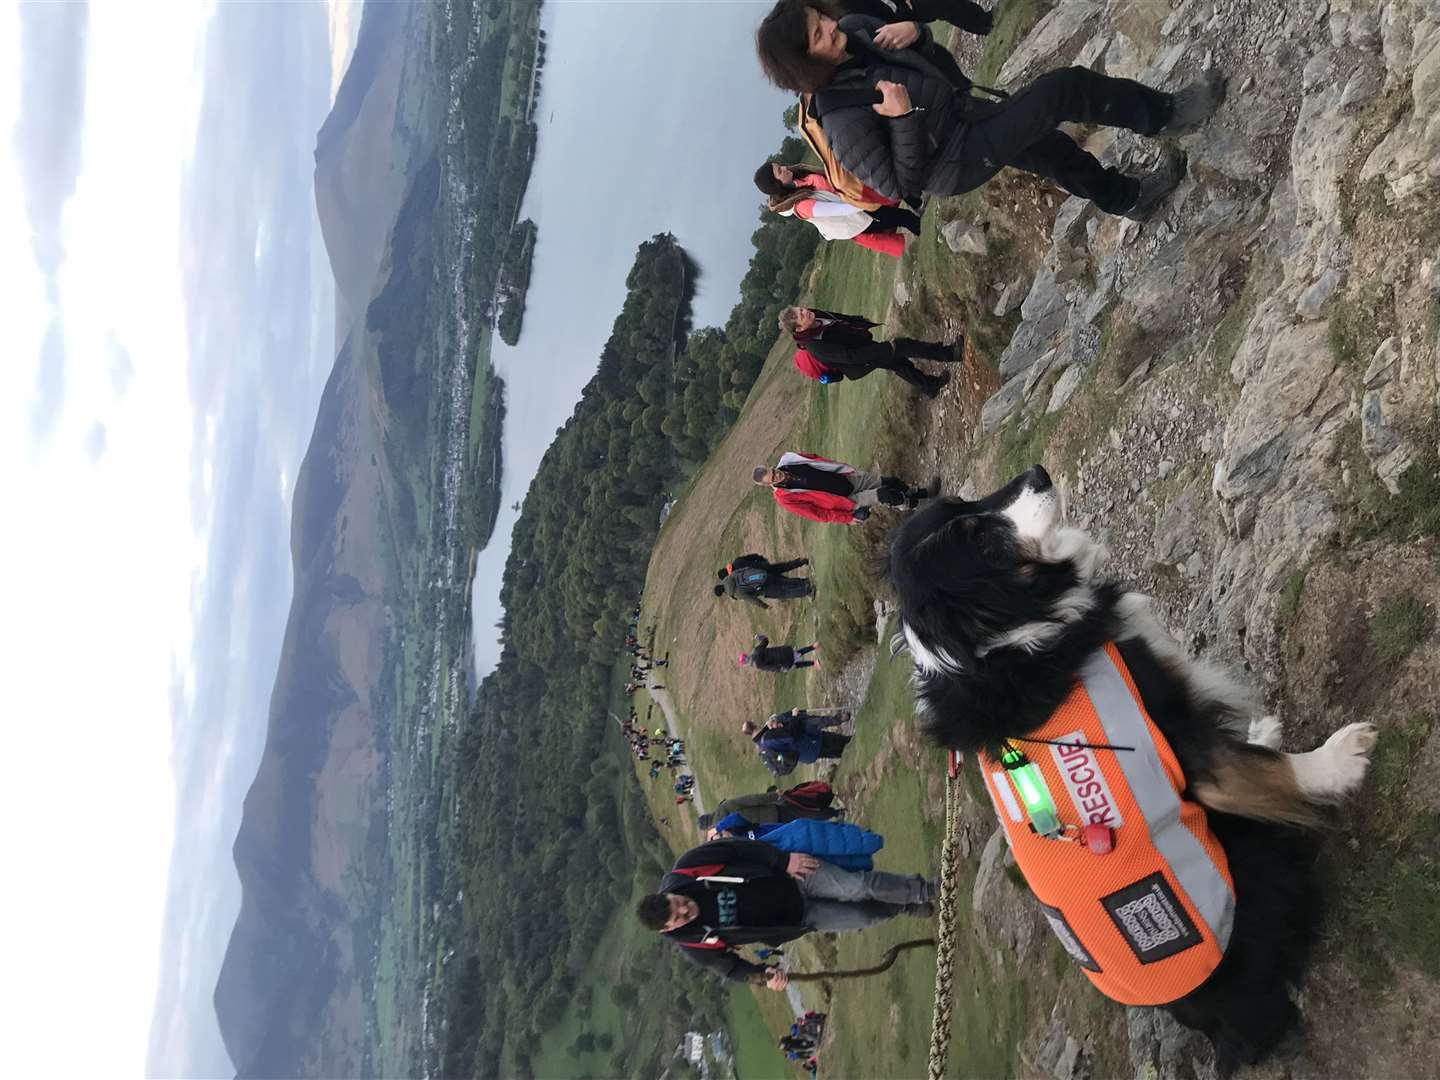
[782,781,834,811]
[736,568,769,588]
[793,348,838,382]
[758,746,798,776]
[798,91,888,212]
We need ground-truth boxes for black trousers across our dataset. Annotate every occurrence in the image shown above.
[763,557,808,573]
[762,578,814,599]
[818,732,853,759]
[903,0,993,35]
[934,67,1175,213]
[866,205,923,234]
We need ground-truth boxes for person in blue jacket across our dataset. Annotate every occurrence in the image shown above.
[712,815,884,872]
[740,709,852,775]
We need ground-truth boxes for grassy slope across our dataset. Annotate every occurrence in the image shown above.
[630,230,1062,1077]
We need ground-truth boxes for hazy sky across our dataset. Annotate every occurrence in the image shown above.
[1,0,785,1074]
[0,1,354,1076]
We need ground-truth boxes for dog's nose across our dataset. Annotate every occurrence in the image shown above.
[1025,465,1053,492]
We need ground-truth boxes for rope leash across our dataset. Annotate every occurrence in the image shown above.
[783,937,936,983]
[926,766,962,1080]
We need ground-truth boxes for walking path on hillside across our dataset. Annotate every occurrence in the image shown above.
[644,685,707,817]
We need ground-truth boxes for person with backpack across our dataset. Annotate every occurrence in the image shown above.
[754,160,919,258]
[757,1,1226,220]
[714,554,816,607]
[739,633,821,673]
[754,451,935,524]
[781,305,962,396]
[701,782,845,829]
[635,836,937,986]
[742,708,852,775]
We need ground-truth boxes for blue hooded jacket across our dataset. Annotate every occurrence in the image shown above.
[721,818,883,871]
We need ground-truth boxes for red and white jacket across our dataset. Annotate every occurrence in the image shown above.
[770,452,860,525]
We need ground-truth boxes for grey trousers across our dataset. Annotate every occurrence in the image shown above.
[797,861,932,933]
[847,469,884,509]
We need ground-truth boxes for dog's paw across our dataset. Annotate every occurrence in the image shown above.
[1248,715,1283,750]
[1315,722,1379,796]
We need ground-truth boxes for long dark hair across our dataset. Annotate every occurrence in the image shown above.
[756,0,843,93]
[753,161,824,198]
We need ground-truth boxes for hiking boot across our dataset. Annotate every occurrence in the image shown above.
[1160,71,1227,137]
[922,371,951,398]
[904,901,936,919]
[940,335,967,363]
[1122,149,1187,221]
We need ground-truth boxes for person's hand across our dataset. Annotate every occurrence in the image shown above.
[791,707,803,716]
[786,853,820,878]
[872,20,920,50]
[765,967,790,991]
[872,80,914,117]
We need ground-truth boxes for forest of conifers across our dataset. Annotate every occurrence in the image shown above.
[435,135,824,1077]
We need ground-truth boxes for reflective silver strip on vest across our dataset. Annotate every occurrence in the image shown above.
[1079,650,1235,951]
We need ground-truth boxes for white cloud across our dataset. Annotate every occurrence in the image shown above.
[0,2,216,1074]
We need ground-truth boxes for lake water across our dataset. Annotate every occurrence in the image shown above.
[469,0,790,675]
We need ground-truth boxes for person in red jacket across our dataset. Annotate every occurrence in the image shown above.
[753,451,934,524]
[755,161,920,258]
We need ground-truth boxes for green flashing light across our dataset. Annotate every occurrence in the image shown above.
[1000,745,1062,837]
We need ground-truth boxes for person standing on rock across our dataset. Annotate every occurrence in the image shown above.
[756,1,1225,220]
[742,708,853,775]
[780,305,963,396]
[740,633,821,673]
[636,836,937,986]
[754,451,935,524]
[715,554,816,607]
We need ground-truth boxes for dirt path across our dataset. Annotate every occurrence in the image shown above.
[644,685,707,816]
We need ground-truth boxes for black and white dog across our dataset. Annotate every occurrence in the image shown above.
[885,465,1376,1074]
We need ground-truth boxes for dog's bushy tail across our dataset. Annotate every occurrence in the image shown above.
[1166,814,1322,1076]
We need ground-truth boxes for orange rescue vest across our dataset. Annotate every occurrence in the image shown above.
[979,643,1235,1006]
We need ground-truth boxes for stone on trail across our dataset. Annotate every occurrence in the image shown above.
[940,219,988,256]
[1296,268,1344,319]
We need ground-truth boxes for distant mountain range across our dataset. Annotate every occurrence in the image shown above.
[212,2,444,1074]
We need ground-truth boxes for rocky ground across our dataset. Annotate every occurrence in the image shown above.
[879,1,1440,1076]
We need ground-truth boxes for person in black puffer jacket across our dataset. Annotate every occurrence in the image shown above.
[756,0,1227,219]
[837,0,995,90]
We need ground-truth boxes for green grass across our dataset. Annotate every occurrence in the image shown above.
[728,985,791,1080]
[1337,432,1440,543]
[1367,593,1432,664]
[995,410,1062,482]
[968,0,1051,87]
[1327,278,1395,377]
[1329,712,1440,987]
